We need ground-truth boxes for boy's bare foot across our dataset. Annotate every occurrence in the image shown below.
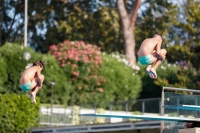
[30,93,37,103]
[146,66,154,79]
[150,68,157,79]
[146,65,152,71]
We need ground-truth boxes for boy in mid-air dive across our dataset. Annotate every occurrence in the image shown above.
[20,60,45,103]
[137,34,167,79]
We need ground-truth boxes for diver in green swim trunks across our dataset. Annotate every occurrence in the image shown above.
[20,60,45,103]
[137,34,167,79]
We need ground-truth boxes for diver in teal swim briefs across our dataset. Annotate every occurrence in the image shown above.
[20,60,45,103]
[137,34,167,79]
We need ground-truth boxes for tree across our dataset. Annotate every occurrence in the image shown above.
[117,0,141,66]
[0,0,25,45]
[166,0,200,69]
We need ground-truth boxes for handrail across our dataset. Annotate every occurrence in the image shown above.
[163,86,200,93]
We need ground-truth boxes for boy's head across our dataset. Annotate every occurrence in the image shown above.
[153,34,164,41]
[33,60,45,69]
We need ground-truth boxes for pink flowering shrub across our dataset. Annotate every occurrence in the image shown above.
[49,40,106,102]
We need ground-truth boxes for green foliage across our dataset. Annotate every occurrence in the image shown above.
[2,0,200,71]
[0,43,31,93]
[0,42,141,106]
[0,54,7,91]
[138,61,179,98]
[0,94,40,133]
[154,61,198,89]
[53,6,122,53]
[49,41,142,105]
[100,52,142,101]
[2,0,124,53]
[139,60,200,98]
[138,59,200,98]
[167,0,200,69]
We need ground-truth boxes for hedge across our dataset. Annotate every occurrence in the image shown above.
[0,94,40,133]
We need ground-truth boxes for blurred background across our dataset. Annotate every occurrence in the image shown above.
[0,0,200,132]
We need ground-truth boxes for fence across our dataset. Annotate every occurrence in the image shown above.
[160,87,200,133]
[39,97,161,126]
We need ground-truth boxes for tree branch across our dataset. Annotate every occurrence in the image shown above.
[117,0,130,33]
[117,0,130,28]
[129,0,141,28]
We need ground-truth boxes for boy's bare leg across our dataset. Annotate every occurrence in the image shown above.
[30,74,44,103]
[150,59,162,79]
[146,64,155,78]
[146,64,152,71]
[30,86,40,103]
[150,49,167,79]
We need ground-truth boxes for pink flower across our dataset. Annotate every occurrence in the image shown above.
[57,52,61,56]
[61,43,64,46]
[95,61,99,64]
[75,56,79,61]
[99,88,104,93]
[58,57,62,60]
[49,44,57,50]
[53,52,58,57]
[73,72,79,76]
[68,53,73,59]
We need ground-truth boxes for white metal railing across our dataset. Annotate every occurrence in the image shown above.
[39,97,161,126]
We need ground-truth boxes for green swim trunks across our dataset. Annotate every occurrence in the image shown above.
[20,82,32,92]
[138,54,152,65]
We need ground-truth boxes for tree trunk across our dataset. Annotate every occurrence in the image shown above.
[117,0,141,66]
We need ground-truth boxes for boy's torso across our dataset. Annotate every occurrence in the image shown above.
[20,67,37,85]
[137,38,157,56]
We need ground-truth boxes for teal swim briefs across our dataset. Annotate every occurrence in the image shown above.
[138,54,152,65]
[20,82,32,92]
